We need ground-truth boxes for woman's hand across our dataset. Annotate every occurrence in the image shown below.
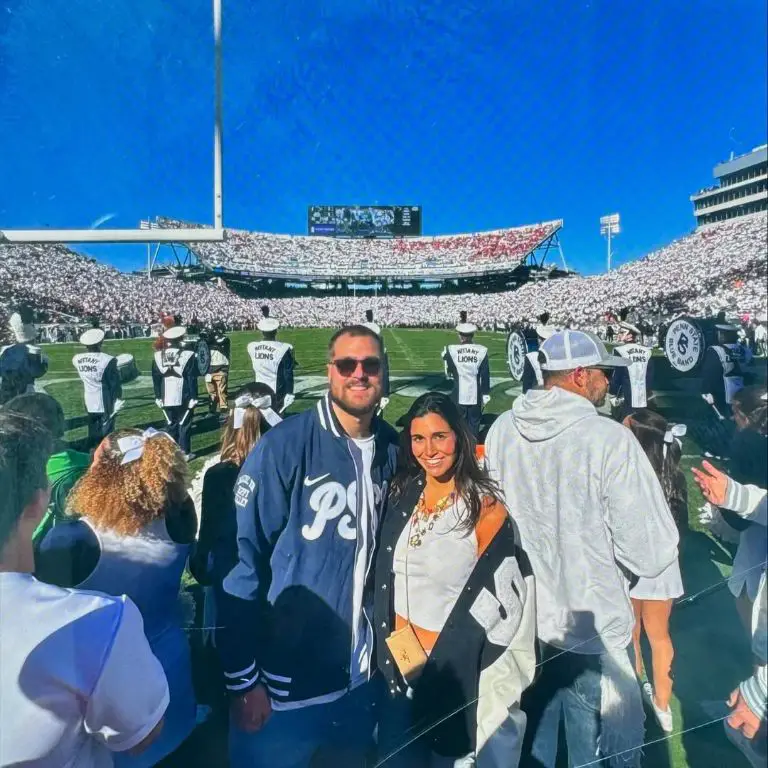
[691,460,728,507]
[231,684,272,733]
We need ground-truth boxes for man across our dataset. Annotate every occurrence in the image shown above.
[521,314,555,394]
[608,320,654,422]
[247,309,295,413]
[5,393,91,546]
[219,325,398,768]
[0,409,168,766]
[0,309,48,404]
[442,316,490,438]
[151,325,199,459]
[755,315,768,358]
[701,322,747,416]
[485,329,679,768]
[362,309,390,412]
[205,323,231,414]
[72,327,124,447]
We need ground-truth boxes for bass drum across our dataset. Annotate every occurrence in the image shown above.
[506,325,539,382]
[663,316,717,374]
[116,353,139,383]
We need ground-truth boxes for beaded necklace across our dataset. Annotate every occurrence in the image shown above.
[408,489,457,548]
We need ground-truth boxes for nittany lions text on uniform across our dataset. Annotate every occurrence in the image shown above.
[609,343,653,420]
[246,340,294,411]
[218,394,399,708]
[442,342,490,436]
[0,343,48,404]
[72,351,123,445]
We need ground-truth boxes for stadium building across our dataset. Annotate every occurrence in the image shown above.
[691,143,768,226]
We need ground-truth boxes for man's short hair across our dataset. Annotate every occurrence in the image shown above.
[5,393,65,440]
[0,410,53,548]
[327,325,383,360]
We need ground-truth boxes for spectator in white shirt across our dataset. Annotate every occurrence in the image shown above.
[0,409,169,768]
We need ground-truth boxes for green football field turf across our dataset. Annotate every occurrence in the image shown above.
[35,329,757,767]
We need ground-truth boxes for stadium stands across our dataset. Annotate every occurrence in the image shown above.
[159,217,562,279]
[1,212,766,333]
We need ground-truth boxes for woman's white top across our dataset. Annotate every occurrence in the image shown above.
[393,500,478,636]
[0,572,168,768]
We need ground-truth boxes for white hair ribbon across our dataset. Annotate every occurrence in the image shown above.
[663,423,687,458]
[233,394,280,429]
[117,427,162,466]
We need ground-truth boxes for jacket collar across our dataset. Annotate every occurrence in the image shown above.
[315,392,385,441]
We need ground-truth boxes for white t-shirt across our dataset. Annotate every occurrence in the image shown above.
[349,435,376,685]
[0,573,169,768]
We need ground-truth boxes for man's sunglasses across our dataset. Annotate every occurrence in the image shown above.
[331,357,382,377]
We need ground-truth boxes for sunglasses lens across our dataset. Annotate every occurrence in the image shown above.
[361,358,381,376]
[334,358,357,376]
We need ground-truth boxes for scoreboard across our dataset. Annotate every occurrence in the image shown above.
[308,205,422,237]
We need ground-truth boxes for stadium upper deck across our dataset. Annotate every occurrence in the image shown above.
[158,217,563,280]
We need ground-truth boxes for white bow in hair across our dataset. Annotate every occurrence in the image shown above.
[117,427,162,465]
[233,394,282,429]
[663,423,687,458]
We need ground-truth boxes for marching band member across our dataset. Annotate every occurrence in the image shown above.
[701,321,746,419]
[0,309,48,404]
[442,313,490,439]
[151,326,199,460]
[609,320,654,422]
[205,323,232,415]
[72,327,124,447]
[363,309,391,413]
[521,313,555,394]
[247,307,295,413]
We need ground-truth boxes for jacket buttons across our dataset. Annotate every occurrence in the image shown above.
[382,584,387,590]
[381,622,387,628]
[385,659,390,665]
[386,546,392,552]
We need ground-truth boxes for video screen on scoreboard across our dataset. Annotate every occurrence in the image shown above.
[308,205,422,237]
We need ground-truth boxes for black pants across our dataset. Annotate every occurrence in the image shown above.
[458,404,482,439]
[87,412,114,448]
[164,406,192,454]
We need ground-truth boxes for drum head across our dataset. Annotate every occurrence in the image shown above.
[195,338,211,376]
[507,327,529,382]
[664,317,705,373]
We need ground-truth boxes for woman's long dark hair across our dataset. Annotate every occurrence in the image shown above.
[390,392,503,532]
[625,409,688,532]
[731,386,768,436]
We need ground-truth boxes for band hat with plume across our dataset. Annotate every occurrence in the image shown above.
[619,321,641,336]
[233,393,282,428]
[535,324,556,340]
[456,311,476,335]
[80,328,105,346]
[117,428,173,465]
[163,325,187,341]
[9,312,36,343]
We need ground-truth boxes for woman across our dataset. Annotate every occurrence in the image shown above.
[374,392,536,767]
[35,427,197,767]
[189,384,281,631]
[623,409,688,734]
[726,386,768,633]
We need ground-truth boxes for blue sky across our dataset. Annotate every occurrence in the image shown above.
[1,0,766,274]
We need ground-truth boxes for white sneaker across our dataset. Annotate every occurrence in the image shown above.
[652,697,674,733]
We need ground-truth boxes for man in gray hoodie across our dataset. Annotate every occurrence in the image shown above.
[485,330,679,768]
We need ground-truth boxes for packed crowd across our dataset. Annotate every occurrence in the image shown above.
[0,324,765,768]
[160,217,563,278]
[1,212,766,336]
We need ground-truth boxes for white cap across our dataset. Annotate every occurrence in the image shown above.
[456,322,477,335]
[619,321,641,336]
[80,328,105,346]
[362,321,381,336]
[540,330,630,371]
[258,318,280,333]
[535,324,556,340]
[163,325,187,341]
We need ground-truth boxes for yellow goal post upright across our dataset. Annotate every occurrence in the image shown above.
[0,0,225,248]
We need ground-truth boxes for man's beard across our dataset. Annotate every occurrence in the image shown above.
[329,383,381,417]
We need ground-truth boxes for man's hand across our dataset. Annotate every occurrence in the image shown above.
[692,460,728,507]
[188,399,198,410]
[702,393,715,406]
[231,684,272,733]
[482,394,491,407]
[280,394,295,413]
[727,688,761,739]
[155,398,163,409]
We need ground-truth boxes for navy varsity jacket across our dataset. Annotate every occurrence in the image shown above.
[218,393,399,708]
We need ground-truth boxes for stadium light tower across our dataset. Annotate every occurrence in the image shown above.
[600,213,620,271]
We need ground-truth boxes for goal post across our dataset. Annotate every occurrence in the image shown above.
[0,0,225,246]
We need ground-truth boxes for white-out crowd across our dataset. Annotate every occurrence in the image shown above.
[1,212,766,335]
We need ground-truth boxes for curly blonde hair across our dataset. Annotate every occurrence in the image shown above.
[68,429,189,536]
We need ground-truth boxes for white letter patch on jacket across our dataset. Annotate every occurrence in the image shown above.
[469,557,525,646]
